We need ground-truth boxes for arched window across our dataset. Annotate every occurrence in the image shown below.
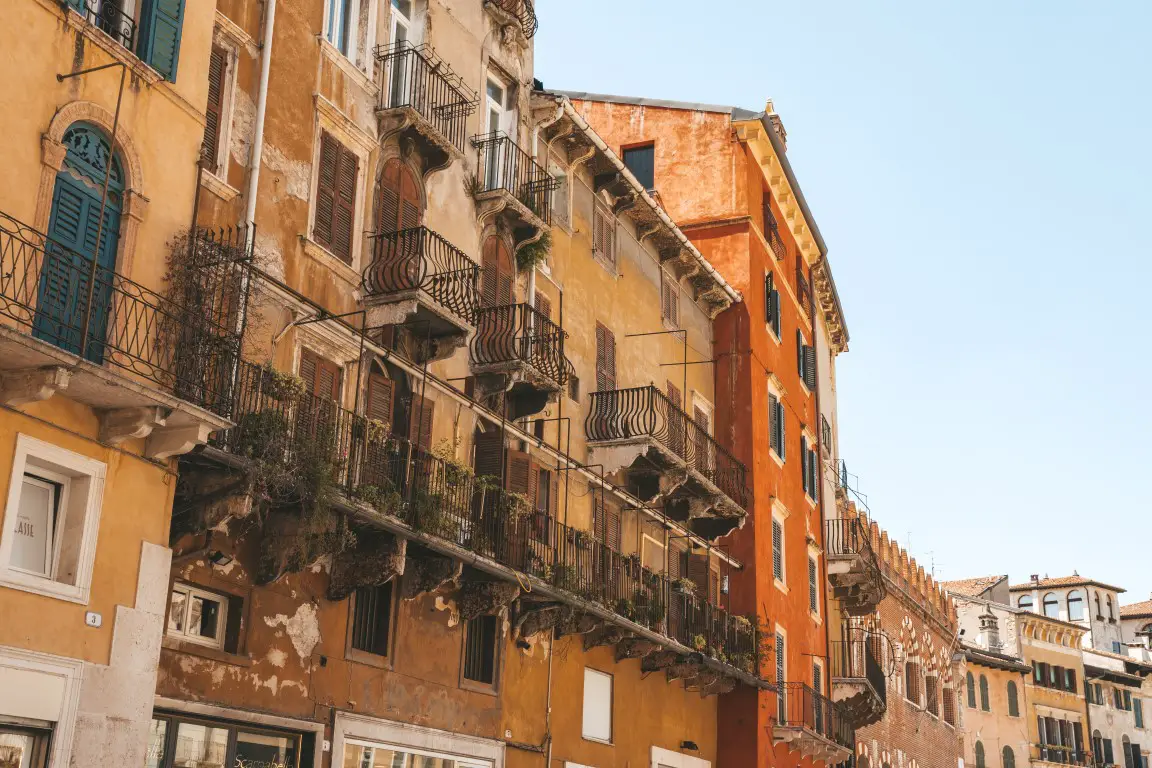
[1007,680,1019,716]
[979,674,990,711]
[480,235,514,307]
[966,671,977,708]
[38,122,125,363]
[975,741,986,768]
[1067,590,1085,621]
[1043,592,1060,618]
[1002,746,1016,768]
[375,158,422,234]
[1123,735,1133,768]
[1018,595,1034,611]
[905,661,921,704]
[1107,595,1114,621]
[1092,730,1105,765]
[1095,592,1102,618]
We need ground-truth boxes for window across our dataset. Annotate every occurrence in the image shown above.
[134,0,187,82]
[942,686,956,725]
[350,582,394,658]
[148,715,301,768]
[342,742,491,768]
[764,272,782,337]
[796,330,816,390]
[550,164,570,228]
[1002,746,1016,768]
[0,434,107,603]
[480,235,514,307]
[595,323,616,391]
[201,45,230,174]
[1019,594,1034,611]
[800,435,819,501]
[568,375,581,402]
[622,143,655,191]
[1066,668,1077,693]
[905,661,921,705]
[1044,592,1060,618]
[1116,641,1125,655]
[808,556,818,614]
[975,741,985,768]
[772,517,785,584]
[775,631,787,720]
[1008,680,1020,716]
[312,131,360,263]
[967,671,977,708]
[661,270,680,328]
[1068,589,1085,621]
[462,615,499,686]
[1097,592,1104,618]
[376,158,423,234]
[1107,595,1115,621]
[979,674,990,711]
[1137,698,1144,729]
[592,201,616,269]
[1094,731,1106,765]
[484,73,513,135]
[324,0,355,54]
[768,393,787,461]
[167,583,228,649]
[582,668,613,743]
[1124,690,1134,712]
[925,675,940,716]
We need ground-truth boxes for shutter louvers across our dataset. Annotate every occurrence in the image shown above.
[606,502,621,550]
[332,144,358,263]
[399,167,421,230]
[688,553,710,597]
[298,350,318,394]
[796,330,804,377]
[801,436,809,494]
[366,372,394,424]
[804,345,817,390]
[313,133,338,249]
[535,291,552,321]
[778,401,787,462]
[506,450,532,495]
[808,556,818,612]
[377,159,401,234]
[472,430,505,483]
[769,394,780,455]
[772,519,783,581]
[764,272,773,324]
[201,46,227,170]
[140,0,186,82]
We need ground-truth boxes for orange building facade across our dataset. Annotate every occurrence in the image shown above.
[567,94,860,767]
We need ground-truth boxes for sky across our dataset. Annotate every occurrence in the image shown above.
[535,2,1152,603]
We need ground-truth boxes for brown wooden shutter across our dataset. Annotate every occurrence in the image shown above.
[201,46,227,170]
[299,349,318,393]
[366,371,394,424]
[606,502,621,551]
[549,470,559,516]
[313,133,338,249]
[376,159,400,234]
[535,291,551,320]
[687,553,710,597]
[595,323,616,391]
[408,395,434,449]
[300,349,341,401]
[506,450,533,495]
[400,166,421,229]
[332,143,359,264]
[481,236,513,307]
[472,429,505,480]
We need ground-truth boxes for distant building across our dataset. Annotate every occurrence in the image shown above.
[1009,574,1126,654]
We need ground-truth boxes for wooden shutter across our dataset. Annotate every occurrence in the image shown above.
[801,436,809,494]
[376,159,400,234]
[796,329,805,379]
[662,272,679,326]
[804,345,817,390]
[366,371,394,424]
[481,236,513,307]
[201,46,227,169]
[772,518,783,581]
[595,323,616,391]
[300,349,341,401]
[687,553,710,597]
[408,395,434,449]
[399,166,421,229]
[473,429,505,481]
[808,556,818,612]
[332,143,359,263]
[535,291,552,320]
[140,0,186,82]
[764,272,773,324]
[506,450,535,498]
[777,401,787,462]
[769,393,780,454]
[594,204,615,266]
[314,133,338,249]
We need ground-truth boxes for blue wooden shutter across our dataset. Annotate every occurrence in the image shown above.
[768,393,779,455]
[139,0,186,82]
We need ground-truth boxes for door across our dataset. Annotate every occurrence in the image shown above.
[483,74,514,189]
[35,123,123,363]
[387,0,417,108]
[372,159,423,289]
[297,348,343,448]
[666,382,684,459]
[362,367,396,488]
[476,236,515,364]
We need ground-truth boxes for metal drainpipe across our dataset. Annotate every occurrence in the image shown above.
[809,276,835,698]
[244,0,277,238]
[544,626,555,767]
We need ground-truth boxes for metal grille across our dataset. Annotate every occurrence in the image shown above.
[775,682,855,751]
[484,0,539,38]
[471,132,558,223]
[69,0,136,49]
[351,582,393,656]
[463,615,498,684]
[374,42,478,152]
[470,302,570,385]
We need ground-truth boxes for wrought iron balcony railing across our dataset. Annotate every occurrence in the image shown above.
[484,0,539,39]
[830,638,886,704]
[826,518,874,560]
[470,302,570,385]
[775,682,855,751]
[374,42,479,153]
[66,0,137,49]
[586,385,748,509]
[763,203,788,261]
[471,132,557,224]
[363,226,479,325]
[211,361,760,676]
[1031,744,1091,766]
[796,264,813,313]
[0,210,250,416]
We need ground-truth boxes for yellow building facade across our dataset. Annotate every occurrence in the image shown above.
[1020,612,1091,766]
[0,1,244,766]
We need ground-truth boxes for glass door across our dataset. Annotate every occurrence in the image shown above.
[387,0,415,108]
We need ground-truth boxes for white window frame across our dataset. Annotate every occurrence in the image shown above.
[201,27,243,194]
[167,583,229,649]
[0,434,106,604]
[484,72,514,135]
[8,470,65,580]
[582,667,613,744]
[650,746,711,768]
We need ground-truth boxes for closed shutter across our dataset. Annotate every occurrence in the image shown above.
[808,556,818,612]
[772,518,783,581]
[801,436,809,494]
[667,382,684,459]
[593,204,615,266]
[804,345,817,390]
[1137,699,1144,729]
[764,272,773,324]
[535,291,552,320]
[139,0,186,82]
[300,349,341,401]
[473,429,505,482]
[506,450,534,497]
[201,46,227,169]
[769,394,780,455]
[813,662,822,695]
[776,632,786,685]
[400,167,421,229]
[314,133,338,250]
[408,395,434,449]
[366,371,394,424]
[687,553,710,597]
[481,236,513,307]
[595,323,616,391]
[662,272,679,326]
[778,401,787,461]
[1104,739,1114,766]
[796,330,804,378]
[376,159,399,233]
[332,143,358,264]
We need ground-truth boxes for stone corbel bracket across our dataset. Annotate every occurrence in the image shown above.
[376,109,462,181]
[0,366,71,407]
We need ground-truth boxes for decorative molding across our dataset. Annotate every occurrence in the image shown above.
[315,94,378,154]
[201,170,241,202]
[214,10,257,56]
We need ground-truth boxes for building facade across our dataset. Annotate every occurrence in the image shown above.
[0,1,249,767]
[1010,575,1127,654]
[1018,610,1091,766]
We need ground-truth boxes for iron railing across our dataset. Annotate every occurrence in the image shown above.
[796,264,813,313]
[67,0,136,49]
[471,132,557,224]
[374,42,479,153]
[1031,744,1091,766]
[825,518,874,560]
[763,202,788,261]
[586,385,748,508]
[829,638,887,707]
[470,302,570,385]
[0,210,250,416]
[363,227,479,325]
[484,0,539,38]
[774,682,855,751]
[211,361,760,675]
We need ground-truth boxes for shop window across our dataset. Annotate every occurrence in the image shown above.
[462,615,499,686]
[343,741,494,768]
[148,715,302,768]
[0,726,51,768]
[167,583,229,650]
[350,582,394,658]
[582,667,613,743]
[0,434,106,603]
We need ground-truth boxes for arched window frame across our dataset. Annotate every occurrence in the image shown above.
[1019,594,1034,611]
[979,674,990,712]
[966,671,977,709]
[1043,592,1060,619]
[1002,746,1016,768]
[1067,589,1085,621]
[1007,679,1020,717]
[975,740,986,768]
[1107,595,1115,621]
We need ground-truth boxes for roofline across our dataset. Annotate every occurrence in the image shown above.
[1121,610,1152,619]
[960,645,1032,674]
[1009,580,1126,594]
[940,575,1009,597]
[551,90,741,116]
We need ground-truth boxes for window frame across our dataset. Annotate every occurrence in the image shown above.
[200,30,241,188]
[166,582,229,650]
[807,552,820,617]
[592,199,617,272]
[346,580,398,666]
[660,268,681,329]
[621,142,656,192]
[304,115,374,277]
[904,659,922,706]
[0,434,107,604]
[460,614,501,692]
[581,667,614,744]
[1043,592,1061,618]
[771,510,786,590]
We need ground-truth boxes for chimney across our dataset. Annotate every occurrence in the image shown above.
[979,610,1001,651]
[765,99,787,150]
[1030,574,1040,584]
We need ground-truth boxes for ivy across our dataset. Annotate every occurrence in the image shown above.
[516,230,551,272]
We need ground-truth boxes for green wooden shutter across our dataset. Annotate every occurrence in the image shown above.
[804,345,817,390]
[772,518,783,581]
[801,436,809,493]
[796,329,804,377]
[768,393,779,455]
[778,401,787,462]
[808,556,817,612]
[139,0,186,82]
[764,272,773,324]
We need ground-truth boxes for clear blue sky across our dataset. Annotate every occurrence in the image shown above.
[536,2,1152,603]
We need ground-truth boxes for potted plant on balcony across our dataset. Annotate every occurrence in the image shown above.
[673,578,698,596]
[260,363,308,402]
[623,552,642,577]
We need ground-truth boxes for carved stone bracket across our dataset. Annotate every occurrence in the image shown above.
[401,550,463,600]
[555,611,602,638]
[146,422,214,460]
[458,580,521,621]
[699,675,737,697]
[100,406,168,444]
[0,366,71,406]
[376,108,461,181]
[666,655,705,682]
[641,650,683,673]
[327,529,407,601]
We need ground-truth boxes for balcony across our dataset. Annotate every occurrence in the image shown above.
[772,683,855,764]
[0,210,248,458]
[471,132,557,248]
[826,518,886,615]
[469,302,572,419]
[374,42,478,176]
[482,0,539,44]
[830,636,887,728]
[586,386,748,536]
[1031,744,1091,766]
[199,361,762,689]
[362,227,478,362]
[69,0,137,49]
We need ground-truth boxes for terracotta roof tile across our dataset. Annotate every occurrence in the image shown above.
[941,575,1006,597]
[1121,599,1152,619]
[1008,575,1125,593]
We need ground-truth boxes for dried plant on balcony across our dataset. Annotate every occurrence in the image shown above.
[673,577,698,595]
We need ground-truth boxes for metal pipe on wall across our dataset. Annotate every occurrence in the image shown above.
[244,0,277,239]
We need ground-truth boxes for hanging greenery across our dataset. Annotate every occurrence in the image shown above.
[516,230,551,272]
